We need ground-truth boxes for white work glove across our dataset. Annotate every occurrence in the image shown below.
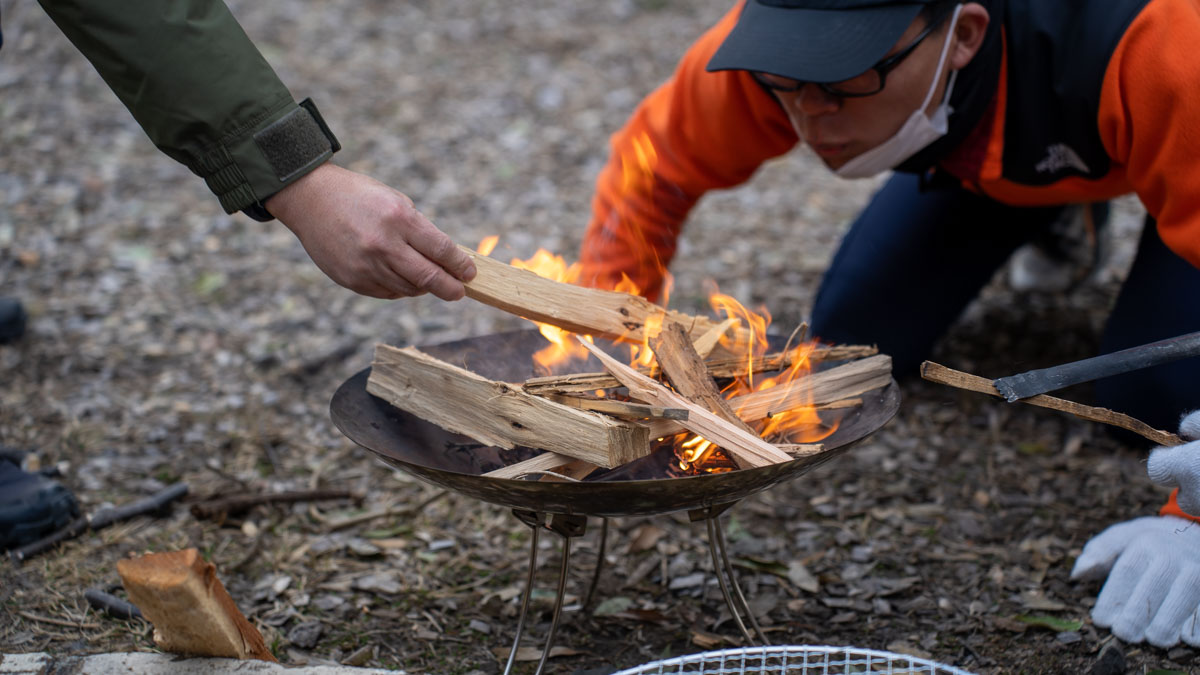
[1071,516,1200,647]
[1147,409,1200,516]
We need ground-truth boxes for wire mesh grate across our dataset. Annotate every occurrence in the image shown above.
[612,645,978,675]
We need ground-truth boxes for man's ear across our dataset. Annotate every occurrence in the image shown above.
[949,3,989,70]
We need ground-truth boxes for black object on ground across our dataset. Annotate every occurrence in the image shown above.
[84,587,144,621]
[0,297,26,344]
[0,456,79,553]
[10,482,188,563]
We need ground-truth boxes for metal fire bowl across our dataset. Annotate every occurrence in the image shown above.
[331,329,899,518]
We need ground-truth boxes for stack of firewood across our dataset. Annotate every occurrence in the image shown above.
[366,248,893,479]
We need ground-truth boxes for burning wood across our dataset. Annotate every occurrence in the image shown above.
[643,354,892,439]
[367,345,651,468]
[461,245,745,345]
[576,338,794,468]
[371,339,886,478]
[542,393,688,421]
[521,344,878,396]
[363,249,893,478]
[651,322,760,438]
[726,354,892,421]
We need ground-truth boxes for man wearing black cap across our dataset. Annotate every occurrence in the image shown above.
[577,0,1200,652]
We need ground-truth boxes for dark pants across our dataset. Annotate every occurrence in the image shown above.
[810,172,1200,433]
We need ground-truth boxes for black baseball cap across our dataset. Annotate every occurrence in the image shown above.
[707,0,941,83]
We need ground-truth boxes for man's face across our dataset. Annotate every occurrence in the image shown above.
[773,10,960,171]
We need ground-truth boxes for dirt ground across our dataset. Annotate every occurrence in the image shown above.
[2,1,1197,673]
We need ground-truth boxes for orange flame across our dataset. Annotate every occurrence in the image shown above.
[751,341,836,443]
[672,288,840,472]
[603,132,674,305]
[477,235,499,256]
[506,248,595,373]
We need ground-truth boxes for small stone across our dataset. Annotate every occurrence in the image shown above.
[314,595,346,612]
[468,619,491,634]
[1167,647,1194,661]
[669,572,706,590]
[1088,642,1125,675]
[342,644,374,666]
[1056,631,1082,645]
[354,573,403,594]
[347,538,382,557]
[287,620,324,649]
[787,560,820,594]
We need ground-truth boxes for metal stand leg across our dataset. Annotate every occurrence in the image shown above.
[504,519,541,675]
[535,534,572,675]
[691,502,769,646]
[583,517,608,611]
[713,515,770,645]
[505,510,587,675]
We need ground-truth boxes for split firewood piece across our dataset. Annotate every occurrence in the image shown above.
[368,344,650,468]
[461,246,742,344]
[522,345,879,396]
[814,397,862,411]
[691,318,740,358]
[577,337,793,468]
[644,355,892,439]
[920,361,1182,446]
[728,354,892,421]
[703,344,879,375]
[543,393,688,421]
[538,458,599,482]
[779,444,825,457]
[483,452,577,479]
[117,548,276,662]
[651,322,759,437]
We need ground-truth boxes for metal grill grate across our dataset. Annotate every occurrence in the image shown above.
[612,645,977,675]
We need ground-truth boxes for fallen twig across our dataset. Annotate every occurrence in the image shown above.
[322,490,448,533]
[190,488,363,520]
[11,482,189,564]
[17,610,101,630]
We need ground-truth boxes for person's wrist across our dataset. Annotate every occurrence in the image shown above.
[265,160,335,226]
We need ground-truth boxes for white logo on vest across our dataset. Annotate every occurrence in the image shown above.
[1036,143,1091,174]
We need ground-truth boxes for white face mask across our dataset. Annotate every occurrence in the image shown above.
[822,4,963,179]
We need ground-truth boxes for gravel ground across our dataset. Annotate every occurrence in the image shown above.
[1,1,1195,674]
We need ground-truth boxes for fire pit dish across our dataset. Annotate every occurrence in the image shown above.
[331,329,899,518]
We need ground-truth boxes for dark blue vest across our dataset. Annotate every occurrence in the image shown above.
[1001,0,1152,184]
[900,0,1154,186]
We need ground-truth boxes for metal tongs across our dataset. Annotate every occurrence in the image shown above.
[992,330,1200,401]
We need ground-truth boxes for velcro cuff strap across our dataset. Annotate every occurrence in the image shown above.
[253,98,341,183]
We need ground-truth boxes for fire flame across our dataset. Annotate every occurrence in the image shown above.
[672,290,838,473]
[513,249,594,373]
[477,133,839,473]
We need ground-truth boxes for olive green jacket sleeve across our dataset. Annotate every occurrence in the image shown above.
[37,0,338,218]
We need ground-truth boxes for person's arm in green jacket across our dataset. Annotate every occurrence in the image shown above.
[35,0,475,300]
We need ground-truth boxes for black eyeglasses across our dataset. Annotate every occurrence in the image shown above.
[751,4,954,98]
